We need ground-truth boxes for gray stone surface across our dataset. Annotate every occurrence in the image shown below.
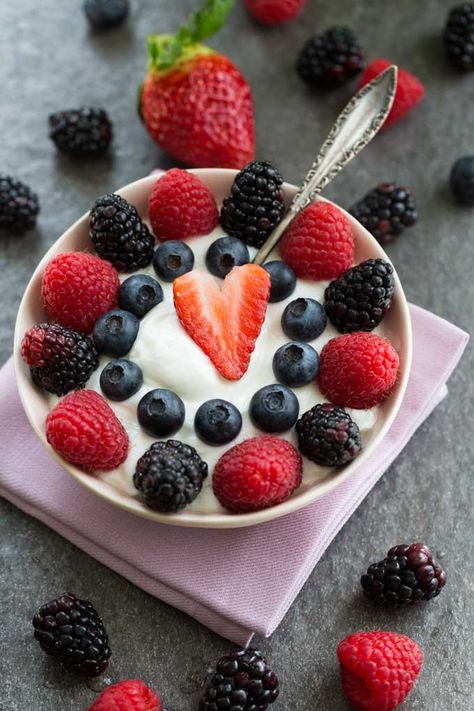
[0,0,473,708]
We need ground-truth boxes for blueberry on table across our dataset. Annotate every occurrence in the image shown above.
[263,260,296,302]
[250,384,299,433]
[205,236,250,278]
[137,389,185,437]
[273,342,319,387]
[153,240,195,282]
[83,0,129,29]
[100,359,143,401]
[194,398,242,445]
[118,274,163,318]
[450,156,474,205]
[281,297,327,341]
[93,309,139,357]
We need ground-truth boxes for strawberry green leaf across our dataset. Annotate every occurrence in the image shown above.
[184,0,234,43]
[147,34,183,71]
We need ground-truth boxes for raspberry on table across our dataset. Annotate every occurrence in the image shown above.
[41,251,119,334]
[349,183,418,245]
[0,174,39,231]
[49,108,113,155]
[244,0,305,25]
[88,679,162,711]
[148,169,218,241]
[337,631,423,711]
[280,201,355,280]
[444,3,474,70]
[46,390,129,471]
[296,403,361,466]
[32,592,111,677]
[297,26,365,88]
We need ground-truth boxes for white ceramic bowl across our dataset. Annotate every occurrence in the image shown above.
[14,169,412,529]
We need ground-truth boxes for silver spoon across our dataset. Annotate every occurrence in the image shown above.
[253,65,398,266]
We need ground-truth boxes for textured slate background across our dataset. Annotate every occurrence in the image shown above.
[0,0,473,708]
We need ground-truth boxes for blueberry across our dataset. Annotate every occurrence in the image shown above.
[205,236,249,278]
[250,384,299,433]
[450,156,474,205]
[93,309,139,357]
[118,274,163,318]
[153,241,194,282]
[263,260,296,302]
[83,0,129,29]
[137,389,185,437]
[273,342,319,387]
[194,399,242,445]
[100,359,143,401]
[281,297,327,341]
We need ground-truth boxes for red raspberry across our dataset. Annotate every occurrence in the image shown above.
[318,333,399,409]
[148,169,218,241]
[280,201,355,280]
[357,59,425,129]
[244,0,305,25]
[46,390,128,471]
[88,679,162,711]
[42,252,119,334]
[213,435,302,512]
[337,631,423,711]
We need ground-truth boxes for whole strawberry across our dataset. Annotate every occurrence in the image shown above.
[140,0,254,169]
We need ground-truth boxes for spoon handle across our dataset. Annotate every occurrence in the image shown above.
[253,65,398,266]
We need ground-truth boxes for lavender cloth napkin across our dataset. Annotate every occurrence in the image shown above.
[0,304,468,645]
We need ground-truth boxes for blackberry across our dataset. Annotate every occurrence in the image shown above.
[444,3,474,70]
[324,258,395,333]
[349,183,418,245]
[297,27,365,88]
[133,440,207,513]
[199,648,279,711]
[49,108,112,155]
[21,323,99,396]
[220,160,285,248]
[89,193,155,272]
[296,403,361,466]
[361,543,447,606]
[32,592,111,676]
[0,175,39,231]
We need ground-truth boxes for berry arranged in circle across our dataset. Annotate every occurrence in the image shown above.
[296,403,361,466]
[93,309,139,357]
[444,3,474,71]
[349,183,418,245]
[83,0,129,29]
[118,274,163,318]
[137,388,185,437]
[49,108,113,156]
[297,26,365,88]
[0,174,39,231]
[281,297,327,341]
[450,155,474,205]
[250,383,299,433]
[263,260,296,302]
[100,359,143,401]
[272,341,319,387]
[153,240,195,282]
[205,235,249,278]
[194,398,243,445]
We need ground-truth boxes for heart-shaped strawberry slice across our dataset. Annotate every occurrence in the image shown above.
[173,264,270,380]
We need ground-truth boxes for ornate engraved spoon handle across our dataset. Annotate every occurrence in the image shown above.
[253,65,398,266]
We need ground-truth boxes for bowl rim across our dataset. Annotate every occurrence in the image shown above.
[14,168,413,529]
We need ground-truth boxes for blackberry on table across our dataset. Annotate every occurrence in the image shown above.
[361,543,447,606]
[296,403,361,466]
[49,108,112,155]
[297,27,365,88]
[32,592,111,676]
[220,160,285,248]
[444,3,474,70]
[0,175,39,231]
[349,183,418,245]
[324,258,395,333]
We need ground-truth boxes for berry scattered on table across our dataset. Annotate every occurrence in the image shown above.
[173,265,270,381]
[297,27,365,88]
[296,403,361,466]
[148,169,218,241]
[41,252,119,334]
[199,648,279,710]
[137,389,185,437]
[244,0,305,25]
[89,193,155,272]
[100,359,143,401]
[337,631,423,711]
[33,592,111,677]
[46,390,128,470]
[205,236,250,279]
[49,108,112,156]
[272,341,319,387]
[213,435,302,512]
[0,174,39,231]
[153,240,195,282]
[349,183,418,245]
[118,274,163,318]
[444,3,474,70]
[93,309,139,357]
[83,0,129,30]
[134,440,207,513]
[361,542,447,606]
[281,297,327,341]
[21,323,99,396]
[194,398,243,445]
[88,679,162,711]
[220,160,285,249]
[450,155,474,205]
[250,383,299,432]
[357,59,425,129]
[280,201,354,280]
[263,260,296,302]
[324,258,395,333]
[318,332,399,409]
